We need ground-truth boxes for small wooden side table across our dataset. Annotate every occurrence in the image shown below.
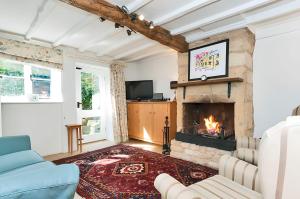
[66,124,83,153]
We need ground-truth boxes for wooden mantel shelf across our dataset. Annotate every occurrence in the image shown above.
[170,77,243,89]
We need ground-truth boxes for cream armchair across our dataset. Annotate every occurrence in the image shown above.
[292,105,300,115]
[235,104,300,166]
[155,155,261,199]
[235,136,260,165]
[154,116,300,199]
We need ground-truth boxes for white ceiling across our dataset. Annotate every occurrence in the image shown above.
[0,0,299,62]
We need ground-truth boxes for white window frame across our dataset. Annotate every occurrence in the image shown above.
[0,59,63,103]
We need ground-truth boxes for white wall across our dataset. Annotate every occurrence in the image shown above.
[2,47,114,156]
[253,15,300,137]
[124,52,178,99]
[2,103,63,155]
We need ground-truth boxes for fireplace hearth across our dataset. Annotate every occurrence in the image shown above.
[175,132,236,151]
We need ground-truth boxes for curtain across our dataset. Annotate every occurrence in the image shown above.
[0,37,63,69]
[110,62,128,143]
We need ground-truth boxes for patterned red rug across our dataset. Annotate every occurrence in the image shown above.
[54,144,217,199]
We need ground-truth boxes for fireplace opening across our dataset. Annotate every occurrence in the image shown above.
[182,103,235,139]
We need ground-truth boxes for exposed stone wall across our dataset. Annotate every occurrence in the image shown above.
[171,140,233,170]
[176,28,255,137]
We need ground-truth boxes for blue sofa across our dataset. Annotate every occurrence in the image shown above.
[0,135,79,199]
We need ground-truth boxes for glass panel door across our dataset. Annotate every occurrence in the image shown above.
[76,65,106,143]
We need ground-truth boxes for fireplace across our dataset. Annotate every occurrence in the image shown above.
[170,28,255,169]
[182,103,235,139]
[175,102,236,151]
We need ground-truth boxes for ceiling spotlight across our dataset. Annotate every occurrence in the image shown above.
[127,29,132,36]
[99,17,106,22]
[149,21,154,29]
[138,14,145,21]
[115,23,124,29]
[121,5,129,14]
[130,13,137,22]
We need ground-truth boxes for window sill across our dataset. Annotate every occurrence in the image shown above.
[1,101,63,104]
[0,96,63,104]
[0,97,63,104]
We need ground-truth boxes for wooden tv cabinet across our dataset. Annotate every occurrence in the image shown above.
[127,101,177,145]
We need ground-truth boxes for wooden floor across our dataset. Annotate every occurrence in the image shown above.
[44,139,162,161]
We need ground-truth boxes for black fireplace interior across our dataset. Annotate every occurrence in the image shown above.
[177,102,236,150]
[182,103,234,137]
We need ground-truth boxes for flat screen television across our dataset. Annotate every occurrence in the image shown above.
[125,80,153,100]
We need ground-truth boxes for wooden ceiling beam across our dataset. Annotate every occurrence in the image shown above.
[26,0,57,40]
[127,0,153,13]
[53,14,95,47]
[186,0,300,42]
[153,0,217,26]
[126,48,174,62]
[114,42,156,59]
[171,0,274,35]
[79,29,120,52]
[97,35,143,56]
[59,0,188,52]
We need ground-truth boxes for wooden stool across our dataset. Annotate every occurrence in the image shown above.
[66,124,83,153]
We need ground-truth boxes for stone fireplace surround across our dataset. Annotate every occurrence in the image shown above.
[170,28,255,169]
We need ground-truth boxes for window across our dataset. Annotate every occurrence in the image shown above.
[0,60,24,96]
[31,66,51,98]
[0,59,62,103]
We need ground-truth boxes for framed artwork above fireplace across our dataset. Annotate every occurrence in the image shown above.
[188,39,229,81]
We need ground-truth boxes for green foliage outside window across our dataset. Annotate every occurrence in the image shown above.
[0,60,23,77]
[0,77,24,96]
[31,66,51,79]
[81,72,100,110]
[0,60,24,96]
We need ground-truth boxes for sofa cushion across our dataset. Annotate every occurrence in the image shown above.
[235,148,259,165]
[189,175,262,199]
[0,150,44,174]
[236,136,260,150]
[0,136,31,156]
[0,162,79,199]
[219,155,260,192]
[0,161,55,178]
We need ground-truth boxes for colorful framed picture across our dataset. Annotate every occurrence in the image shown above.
[188,39,229,81]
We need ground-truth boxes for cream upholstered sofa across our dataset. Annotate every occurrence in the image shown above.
[234,104,300,166]
[235,136,260,165]
[154,116,300,199]
[292,105,300,116]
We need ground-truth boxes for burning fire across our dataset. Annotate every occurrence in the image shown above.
[204,115,221,134]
